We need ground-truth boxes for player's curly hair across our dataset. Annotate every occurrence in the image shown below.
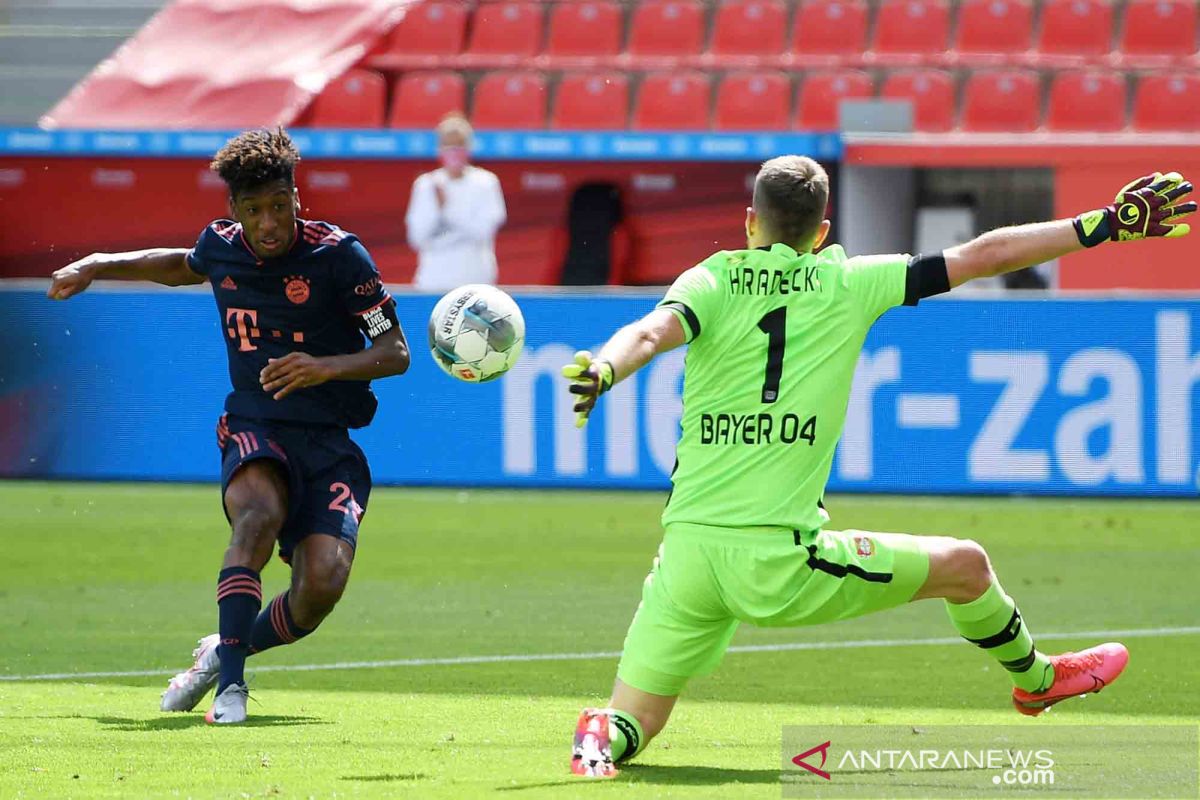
[753,156,829,250]
[210,127,300,198]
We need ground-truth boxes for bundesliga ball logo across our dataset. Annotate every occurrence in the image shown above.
[427,284,525,383]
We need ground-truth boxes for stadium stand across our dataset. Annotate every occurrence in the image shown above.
[17,0,1200,133]
[961,69,1041,132]
[870,0,952,64]
[626,0,706,65]
[40,0,405,129]
[373,1,468,69]
[706,0,788,66]
[791,0,869,61]
[544,1,623,65]
[552,72,629,129]
[462,2,544,65]
[1131,74,1200,131]
[794,69,875,130]
[302,68,387,128]
[1045,70,1127,131]
[953,0,1034,64]
[1036,0,1115,64]
[714,71,791,130]
[880,69,956,132]
[632,71,711,129]
[388,71,467,128]
[1118,0,1198,66]
[0,1,167,126]
[471,70,547,128]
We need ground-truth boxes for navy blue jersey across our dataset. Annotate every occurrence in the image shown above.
[187,219,390,429]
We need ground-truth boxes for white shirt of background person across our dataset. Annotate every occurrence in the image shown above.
[405,114,507,292]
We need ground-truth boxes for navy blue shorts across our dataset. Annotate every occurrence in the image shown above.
[218,414,371,563]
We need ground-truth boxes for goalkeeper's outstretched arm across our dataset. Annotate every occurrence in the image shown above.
[945,171,1195,288]
[561,309,686,427]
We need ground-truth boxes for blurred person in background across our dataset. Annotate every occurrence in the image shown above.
[405,113,507,291]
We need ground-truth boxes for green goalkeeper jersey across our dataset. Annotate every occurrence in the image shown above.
[658,242,909,533]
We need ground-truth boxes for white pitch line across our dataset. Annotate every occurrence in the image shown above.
[2,625,1197,683]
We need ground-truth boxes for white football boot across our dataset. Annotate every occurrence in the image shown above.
[205,682,250,725]
[160,634,220,712]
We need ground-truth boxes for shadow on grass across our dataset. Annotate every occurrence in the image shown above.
[497,765,783,791]
[341,773,428,783]
[622,764,783,786]
[82,714,328,731]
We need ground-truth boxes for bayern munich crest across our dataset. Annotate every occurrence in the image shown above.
[284,275,310,304]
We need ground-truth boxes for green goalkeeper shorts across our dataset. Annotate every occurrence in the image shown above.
[617,522,930,696]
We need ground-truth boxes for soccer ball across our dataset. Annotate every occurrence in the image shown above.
[428,284,525,383]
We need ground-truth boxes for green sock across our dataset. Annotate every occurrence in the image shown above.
[608,709,645,763]
[945,580,1053,693]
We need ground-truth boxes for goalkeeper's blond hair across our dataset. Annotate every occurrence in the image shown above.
[752,156,829,250]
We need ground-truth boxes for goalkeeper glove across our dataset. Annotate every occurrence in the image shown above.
[1073,171,1196,247]
[561,350,614,428]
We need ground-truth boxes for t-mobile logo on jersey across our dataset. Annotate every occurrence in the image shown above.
[226,308,260,352]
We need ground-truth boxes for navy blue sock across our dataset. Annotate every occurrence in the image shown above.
[216,566,261,693]
[248,591,314,655]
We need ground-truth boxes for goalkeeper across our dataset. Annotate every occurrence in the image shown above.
[561,159,1195,778]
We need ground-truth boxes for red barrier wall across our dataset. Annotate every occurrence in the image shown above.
[0,158,766,285]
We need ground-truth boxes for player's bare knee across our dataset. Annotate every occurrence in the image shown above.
[954,539,994,601]
[292,564,349,625]
[300,576,346,616]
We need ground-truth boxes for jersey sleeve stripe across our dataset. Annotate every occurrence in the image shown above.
[354,292,393,316]
[660,301,701,342]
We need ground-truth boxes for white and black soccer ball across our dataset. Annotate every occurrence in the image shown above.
[428,284,525,383]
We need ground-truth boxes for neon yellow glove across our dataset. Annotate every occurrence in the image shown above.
[561,350,614,428]
[1073,171,1196,247]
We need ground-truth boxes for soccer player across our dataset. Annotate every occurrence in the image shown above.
[47,129,410,725]
[562,158,1195,776]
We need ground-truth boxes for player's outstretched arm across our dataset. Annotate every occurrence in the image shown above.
[48,248,203,299]
[944,172,1195,288]
[562,308,686,428]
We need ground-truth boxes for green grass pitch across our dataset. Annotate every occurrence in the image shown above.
[0,482,1196,799]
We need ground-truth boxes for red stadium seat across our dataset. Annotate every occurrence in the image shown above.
[389,71,466,128]
[627,0,706,63]
[872,0,951,62]
[794,69,873,129]
[632,71,711,130]
[472,71,547,129]
[1045,71,1126,131]
[954,0,1033,61]
[1037,0,1114,62]
[1119,0,1198,63]
[880,69,955,131]
[961,69,1041,131]
[465,3,544,61]
[714,71,790,130]
[709,0,787,63]
[382,2,468,57]
[544,1,622,63]
[552,72,629,129]
[791,0,868,60]
[1132,74,1200,131]
[304,68,386,128]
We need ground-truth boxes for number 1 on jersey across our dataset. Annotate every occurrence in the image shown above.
[756,306,786,403]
